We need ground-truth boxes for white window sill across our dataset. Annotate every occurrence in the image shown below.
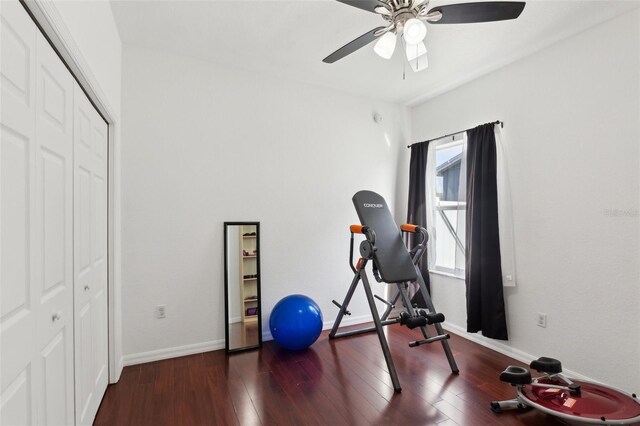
[429,269,465,281]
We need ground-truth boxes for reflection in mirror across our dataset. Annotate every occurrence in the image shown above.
[224,222,262,353]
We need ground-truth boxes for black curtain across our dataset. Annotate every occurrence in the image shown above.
[407,141,430,301]
[465,123,508,340]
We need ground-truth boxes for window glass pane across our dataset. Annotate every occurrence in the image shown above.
[436,145,463,201]
[434,210,458,270]
[430,135,466,276]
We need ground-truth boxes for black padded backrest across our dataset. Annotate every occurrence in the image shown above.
[353,190,417,283]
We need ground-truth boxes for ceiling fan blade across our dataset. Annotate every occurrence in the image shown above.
[336,0,386,13]
[427,2,525,24]
[323,27,386,64]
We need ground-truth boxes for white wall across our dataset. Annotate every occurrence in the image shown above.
[48,0,124,379]
[120,45,409,360]
[406,10,640,391]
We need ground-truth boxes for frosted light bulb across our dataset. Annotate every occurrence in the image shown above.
[403,18,427,45]
[374,32,397,59]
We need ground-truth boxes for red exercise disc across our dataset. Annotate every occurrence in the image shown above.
[519,378,640,424]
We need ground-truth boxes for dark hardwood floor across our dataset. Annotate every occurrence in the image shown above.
[95,324,574,425]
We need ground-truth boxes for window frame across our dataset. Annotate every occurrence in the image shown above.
[428,133,467,278]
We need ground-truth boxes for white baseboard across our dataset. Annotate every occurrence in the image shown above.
[121,317,597,385]
[443,322,593,382]
[323,313,373,330]
[117,356,124,379]
[122,317,595,384]
[123,314,373,366]
[261,314,373,343]
[123,339,225,366]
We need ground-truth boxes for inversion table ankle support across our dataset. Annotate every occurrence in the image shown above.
[330,190,459,392]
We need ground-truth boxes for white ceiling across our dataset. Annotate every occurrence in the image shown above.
[110,0,639,105]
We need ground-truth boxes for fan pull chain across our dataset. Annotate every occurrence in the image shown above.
[402,37,406,80]
[403,57,406,80]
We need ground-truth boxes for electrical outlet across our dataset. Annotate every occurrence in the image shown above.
[537,312,547,328]
[156,305,166,319]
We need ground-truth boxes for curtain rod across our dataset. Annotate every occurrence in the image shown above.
[406,120,503,149]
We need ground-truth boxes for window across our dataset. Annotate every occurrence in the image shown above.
[428,133,466,277]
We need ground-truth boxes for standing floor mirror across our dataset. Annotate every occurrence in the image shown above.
[224,222,262,353]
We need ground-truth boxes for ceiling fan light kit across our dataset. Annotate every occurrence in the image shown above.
[324,0,526,73]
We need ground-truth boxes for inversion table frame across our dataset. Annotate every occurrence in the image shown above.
[329,190,458,392]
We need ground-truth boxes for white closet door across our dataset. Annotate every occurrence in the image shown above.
[73,85,108,425]
[33,28,76,426]
[1,1,76,422]
[0,1,38,424]
[2,3,109,425]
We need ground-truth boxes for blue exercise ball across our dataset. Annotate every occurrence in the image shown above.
[269,294,323,351]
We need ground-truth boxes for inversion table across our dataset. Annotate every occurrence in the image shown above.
[330,190,458,392]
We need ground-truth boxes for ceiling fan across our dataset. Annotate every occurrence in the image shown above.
[323,1,526,72]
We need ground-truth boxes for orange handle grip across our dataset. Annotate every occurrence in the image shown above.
[401,224,418,233]
[350,224,366,234]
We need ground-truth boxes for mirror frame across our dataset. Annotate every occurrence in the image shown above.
[224,221,262,354]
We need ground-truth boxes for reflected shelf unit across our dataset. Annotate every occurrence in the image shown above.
[240,225,259,323]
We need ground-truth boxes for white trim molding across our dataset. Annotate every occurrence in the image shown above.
[124,315,374,367]
[323,314,373,331]
[262,313,374,343]
[443,322,593,382]
[123,340,226,367]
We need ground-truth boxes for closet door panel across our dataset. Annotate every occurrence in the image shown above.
[74,86,94,425]
[34,30,74,426]
[92,170,108,392]
[0,1,37,424]
[41,149,66,292]
[77,301,94,421]
[40,330,69,424]
[74,84,108,426]
[0,0,33,129]
[91,116,108,397]
[0,131,30,314]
